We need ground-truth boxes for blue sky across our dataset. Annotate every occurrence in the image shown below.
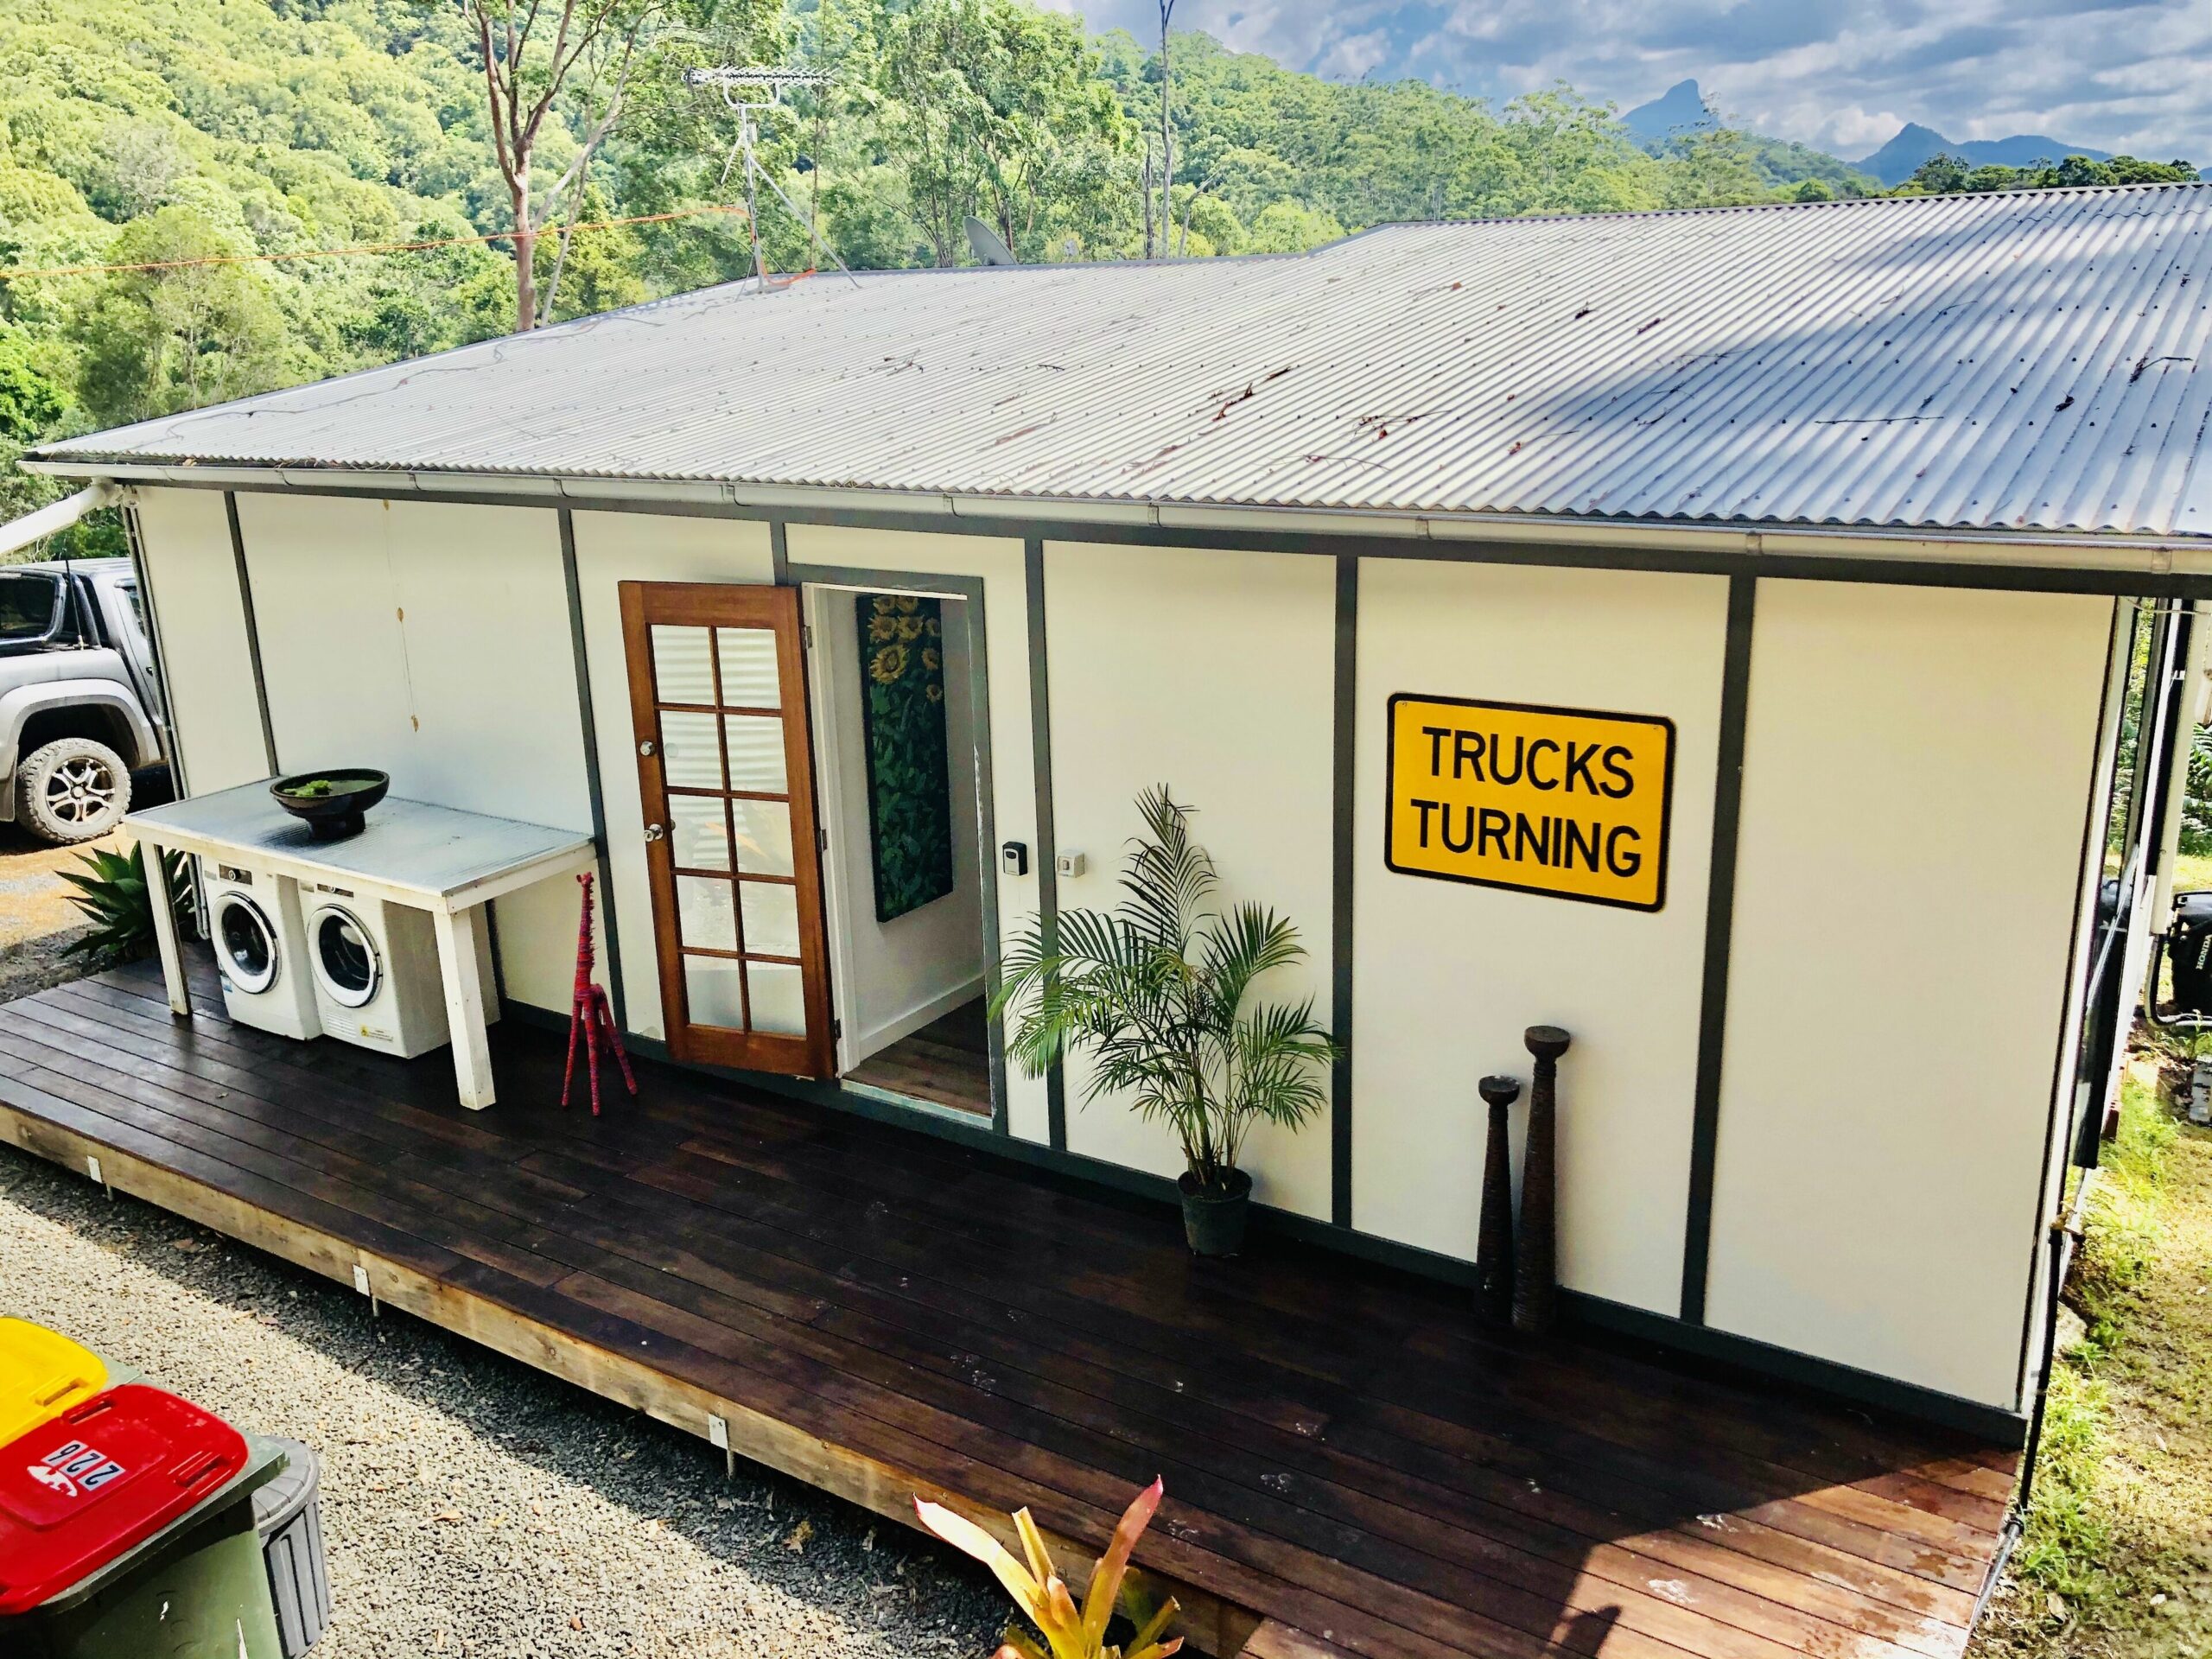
[1045,1,2211,162]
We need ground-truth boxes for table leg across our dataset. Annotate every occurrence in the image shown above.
[433,906,495,1110]
[140,835,191,1019]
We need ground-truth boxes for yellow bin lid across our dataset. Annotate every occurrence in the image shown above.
[0,1318,108,1448]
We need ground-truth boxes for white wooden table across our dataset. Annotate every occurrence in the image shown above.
[124,783,596,1110]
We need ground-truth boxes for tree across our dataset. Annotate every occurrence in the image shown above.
[878,0,1132,265]
[1243,198,1341,252]
[0,328,67,443]
[442,0,682,332]
[1656,129,1769,209]
[74,207,296,425]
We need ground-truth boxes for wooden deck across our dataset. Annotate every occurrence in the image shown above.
[0,952,2021,1659]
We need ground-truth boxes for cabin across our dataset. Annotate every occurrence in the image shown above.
[6,182,2210,1659]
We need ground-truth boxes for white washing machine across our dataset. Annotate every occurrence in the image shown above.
[204,865,321,1041]
[302,888,501,1060]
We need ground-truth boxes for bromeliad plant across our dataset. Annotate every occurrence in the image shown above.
[60,842,196,967]
[914,1478,1182,1659]
[991,786,1337,1198]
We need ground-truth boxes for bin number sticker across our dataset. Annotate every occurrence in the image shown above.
[1385,693,1675,912]
[27,1439,126,1499]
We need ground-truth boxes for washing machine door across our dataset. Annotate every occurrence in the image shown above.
[311,907,381,1009]
[213,893,279,995]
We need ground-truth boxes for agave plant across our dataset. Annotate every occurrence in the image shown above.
[914,1478,1182,1659]
[991,785,1338,1193]
[60,843,196,966]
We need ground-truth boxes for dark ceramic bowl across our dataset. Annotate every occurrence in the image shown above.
[270,769,390,840]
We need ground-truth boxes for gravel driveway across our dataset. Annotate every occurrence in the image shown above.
[0,823,112,998]
[0,1123,1008,1657]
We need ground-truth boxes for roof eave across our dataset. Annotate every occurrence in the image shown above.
[26,455,2212,578]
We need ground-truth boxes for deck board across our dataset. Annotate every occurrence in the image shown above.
[0,953,2020,1659]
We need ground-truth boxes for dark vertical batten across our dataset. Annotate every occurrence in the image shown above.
[1331,550,1359,1227]
[223,492,280,777]
[769,519,791,586]
[123,502,188,797]
[559,509,628,1033]
[1025,537,1066,1149]
[1679,572,1757,1325]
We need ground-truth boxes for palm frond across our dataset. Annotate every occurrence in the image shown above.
[1197,903,1303,1017]
[989,788,1338,1185]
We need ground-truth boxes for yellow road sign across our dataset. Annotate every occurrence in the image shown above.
[1385,694,1675,911]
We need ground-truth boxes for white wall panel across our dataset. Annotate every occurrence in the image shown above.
[1353,559,1728,1310]
[785,525,1047,1142]
[235,494,590,1013]
[131,488,266,794]
[1044,541,1336,1222]
[1707,582,2111,1406]
[571,512,775,1039]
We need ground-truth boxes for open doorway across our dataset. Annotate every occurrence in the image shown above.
[803,579,995,1120]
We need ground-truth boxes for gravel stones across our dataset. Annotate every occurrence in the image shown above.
[0,1147,1007,1657]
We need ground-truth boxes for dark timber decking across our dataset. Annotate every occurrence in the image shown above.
[0,952,2021,1659]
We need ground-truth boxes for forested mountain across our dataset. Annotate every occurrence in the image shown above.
[0,0,2197,555]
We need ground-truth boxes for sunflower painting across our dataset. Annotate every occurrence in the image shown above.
[857,593,955,921]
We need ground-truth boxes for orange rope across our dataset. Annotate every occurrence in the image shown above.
[0,202,752,282]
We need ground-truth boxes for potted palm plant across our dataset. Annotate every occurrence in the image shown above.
[992,786,1337,1256]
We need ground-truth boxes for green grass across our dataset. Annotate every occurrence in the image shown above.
[1977,1072,2212,1657]
[2171,850,2212,895]
[2009,1080,2175,1607]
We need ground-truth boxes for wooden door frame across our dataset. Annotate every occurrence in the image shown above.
[791,566,1008,1133]
[619,580,836,1077]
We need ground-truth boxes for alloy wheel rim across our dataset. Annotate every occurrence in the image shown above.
[44,757,117,826]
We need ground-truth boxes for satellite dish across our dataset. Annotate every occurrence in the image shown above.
[964,216,1017,266]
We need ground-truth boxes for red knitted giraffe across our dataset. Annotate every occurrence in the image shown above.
[563,871,636,1115]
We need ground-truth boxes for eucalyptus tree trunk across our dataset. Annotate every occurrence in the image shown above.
[1157,0,1174,257]
[509,170,537,334]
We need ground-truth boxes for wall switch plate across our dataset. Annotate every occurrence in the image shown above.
[1056,850,1086,880]
[1001,841,1029,877]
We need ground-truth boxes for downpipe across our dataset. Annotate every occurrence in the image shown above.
[0,480,117,557]
[1975,1166,2100,1630]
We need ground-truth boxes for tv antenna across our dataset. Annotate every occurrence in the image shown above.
[683,66,857,288]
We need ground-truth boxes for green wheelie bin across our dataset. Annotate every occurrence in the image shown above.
[0,1382,288,1658]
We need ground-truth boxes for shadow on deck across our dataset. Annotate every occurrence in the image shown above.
[0,951,2018,1659]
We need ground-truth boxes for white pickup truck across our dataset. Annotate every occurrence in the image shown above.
[0,556,168,842]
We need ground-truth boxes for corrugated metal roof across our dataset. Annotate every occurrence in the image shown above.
[35,183,2212,538]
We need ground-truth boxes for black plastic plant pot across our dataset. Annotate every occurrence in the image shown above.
[1179,1166,1253,1257]
[270,770,390,841]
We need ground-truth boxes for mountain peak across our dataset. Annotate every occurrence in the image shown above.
[1621,79,1716,144]
[1854,121,2113,185]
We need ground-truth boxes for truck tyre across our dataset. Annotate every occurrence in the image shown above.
[16,736,132,843]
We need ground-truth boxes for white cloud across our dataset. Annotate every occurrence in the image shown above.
[1064,0,2209,162]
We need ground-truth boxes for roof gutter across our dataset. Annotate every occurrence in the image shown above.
[25,460,2212,579]
[0,480,119,560]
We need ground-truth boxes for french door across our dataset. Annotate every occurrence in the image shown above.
[620,581,835,1076]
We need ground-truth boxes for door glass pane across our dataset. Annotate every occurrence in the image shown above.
[659,710,724,791]
[724,715,787,793]
[677,875,738,952]
[684,957,746,1029]
[747,961,807,1035]
[652,626,716,704]
[669,795,731,871]
[716,627,780,709]
[740,881,800,958]
[729,798,794,876]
